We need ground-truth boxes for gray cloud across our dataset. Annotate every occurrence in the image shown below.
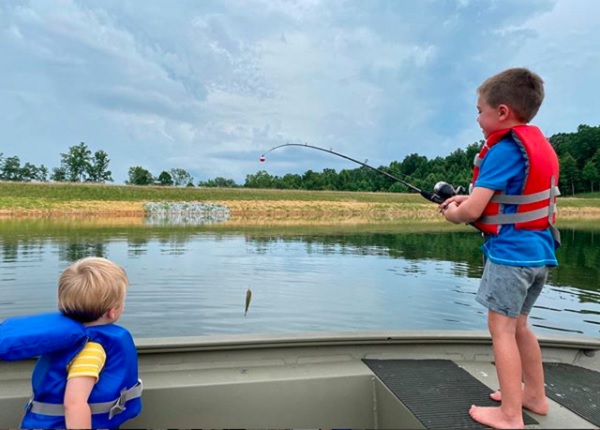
[1,0,598,183]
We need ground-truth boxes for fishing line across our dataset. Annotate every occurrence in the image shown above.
[259,143,460,204]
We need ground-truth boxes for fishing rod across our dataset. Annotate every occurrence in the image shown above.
[259,143,462,204]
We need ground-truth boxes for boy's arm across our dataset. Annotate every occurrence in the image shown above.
[441,186,495,224]
[63,340,106,429]
[64,376,95,429]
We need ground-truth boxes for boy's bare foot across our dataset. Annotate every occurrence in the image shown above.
[490,390,549,415]
[469,404,524,429]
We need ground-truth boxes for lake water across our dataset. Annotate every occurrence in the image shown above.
[1,219,598,339]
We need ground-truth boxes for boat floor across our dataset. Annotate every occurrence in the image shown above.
[363,358,541,428]
[0,331,599,429]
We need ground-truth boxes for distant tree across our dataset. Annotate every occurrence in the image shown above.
[170,168,193,186]
[198,177,237,187]
[244,170,274,188]
[550,124,600,193]
[388,182,407,193]
[371,165,395,192]
[279,173,302,189]
[87,150,113,183]
[50,167,67,182]
[320,168,339,190]
[302,170,322,190]
[400,153,428,177]
[20,162,39,182]
[337,169,359,191]
[61,142,92,182]
[569,125,600,166]
[37,165,49,182]
[560,153,579,195]
[127,166,154,185]
[157,171,173,186]
[0,156,48,182]
[0,156,22,180]
[582,160,599,193]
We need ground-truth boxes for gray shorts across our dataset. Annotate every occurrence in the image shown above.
[476,260,548,318]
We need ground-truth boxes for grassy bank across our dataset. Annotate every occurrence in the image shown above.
[1,181,599,223]
[0,181,424,203]
[0,182,432,218]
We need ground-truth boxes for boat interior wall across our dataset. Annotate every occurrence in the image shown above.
[123,348,428,429]
[0,359,422,429]
[0,359,34,427]
[125,369,424,429]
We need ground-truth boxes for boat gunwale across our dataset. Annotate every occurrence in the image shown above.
[134,330,600,354]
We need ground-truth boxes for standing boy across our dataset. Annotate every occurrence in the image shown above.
[441,67,559,429]
[0,257,142,429]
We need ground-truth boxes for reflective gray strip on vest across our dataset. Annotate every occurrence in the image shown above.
[548,177,557,222]
[490,186,561,204]
[548,176,562,245]
[28,379,143,419]
[482,176,560,226]
[473,142,491,168]
[479,205,557,225]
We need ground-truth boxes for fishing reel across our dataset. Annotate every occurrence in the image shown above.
[432,181,464,204]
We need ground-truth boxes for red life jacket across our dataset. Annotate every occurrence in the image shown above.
[471,125,560,236]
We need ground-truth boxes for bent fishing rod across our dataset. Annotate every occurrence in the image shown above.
[259,143,462,204]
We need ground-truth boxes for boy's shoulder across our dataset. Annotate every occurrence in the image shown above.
[0,312,86,361]
[486,136,525,164]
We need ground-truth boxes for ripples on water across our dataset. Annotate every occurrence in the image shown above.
[0,223,598,339]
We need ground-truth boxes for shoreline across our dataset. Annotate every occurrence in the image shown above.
[2,183,600,223]
[1,199,599,223]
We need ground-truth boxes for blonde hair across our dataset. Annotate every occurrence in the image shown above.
[58,257,128,323]
[477,67,544,123]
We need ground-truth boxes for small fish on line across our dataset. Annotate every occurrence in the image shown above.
[244,288,252,316]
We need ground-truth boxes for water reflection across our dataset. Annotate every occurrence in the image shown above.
[143,202,230,226]
[0,218,598,338]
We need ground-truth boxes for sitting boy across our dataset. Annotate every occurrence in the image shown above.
[0,257,142,429]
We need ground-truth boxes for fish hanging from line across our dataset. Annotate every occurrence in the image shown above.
[245,288,252,316]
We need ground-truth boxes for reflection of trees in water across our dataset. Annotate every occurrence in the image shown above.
[551,229,599,295]
[1,240,50,264]
[143,202,230,226]
[57,242,108,262]
[244,229,599,293]
[1,223,598,299]
[246,232,485,279]
[2,243,18,263]
[128,238,149,257]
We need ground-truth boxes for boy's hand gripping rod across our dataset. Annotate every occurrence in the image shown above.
[260,143,460,204]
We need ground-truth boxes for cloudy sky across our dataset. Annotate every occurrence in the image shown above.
[1,0,599,184]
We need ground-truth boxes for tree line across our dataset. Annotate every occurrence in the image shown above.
[2,124,599,195]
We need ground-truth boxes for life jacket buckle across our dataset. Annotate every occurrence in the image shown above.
[108,388,128,420]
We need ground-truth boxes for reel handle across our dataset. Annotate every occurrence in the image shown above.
[433,181,464,203]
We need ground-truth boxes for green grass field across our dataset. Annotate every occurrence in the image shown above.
[0,181,426,205]
[1,181,599,212]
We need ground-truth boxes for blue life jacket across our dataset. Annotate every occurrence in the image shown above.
[0,312,142,429]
